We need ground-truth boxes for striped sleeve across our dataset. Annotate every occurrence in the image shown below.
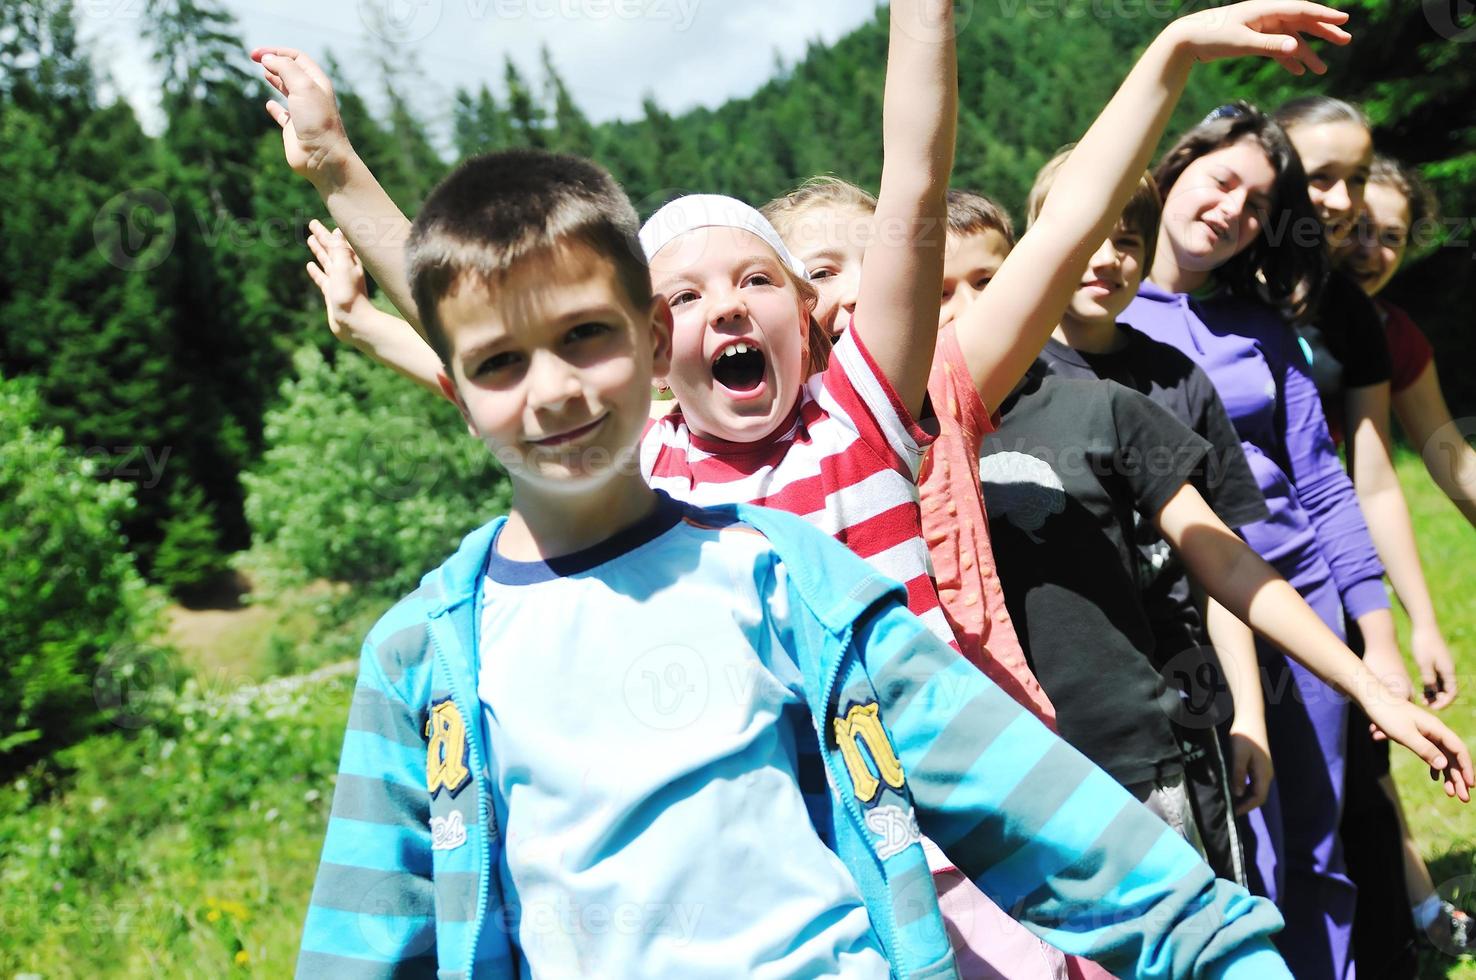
[297,616,438,978]
[824,325,935,479]
[854,603,1291,979]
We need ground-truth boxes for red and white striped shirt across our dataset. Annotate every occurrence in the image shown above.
[641,328,954,648]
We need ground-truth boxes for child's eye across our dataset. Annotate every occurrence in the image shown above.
[972,276,992,291]
[669,290,698,307]
[565,322,611,344]
[743,272,774,288]
[808,268,836,282]
[475,351,523,376]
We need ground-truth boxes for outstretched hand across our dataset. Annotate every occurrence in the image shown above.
[252,47,351,185]
[305,219,370,347]
[1363,695,1474,803]
[1166,0,1352,76]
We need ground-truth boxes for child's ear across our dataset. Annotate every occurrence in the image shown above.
[436,370,478,437]
[648,296,674,380]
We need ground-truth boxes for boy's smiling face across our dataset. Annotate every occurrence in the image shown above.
[436,240,670,493]
[1066,222,1146,326]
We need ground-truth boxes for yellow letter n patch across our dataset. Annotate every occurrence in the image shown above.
[426,698,472,798]
[833,702,905,805]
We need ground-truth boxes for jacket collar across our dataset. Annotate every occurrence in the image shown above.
[418,501,905,635]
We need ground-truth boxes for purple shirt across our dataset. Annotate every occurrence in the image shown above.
[1122,282,1388,621]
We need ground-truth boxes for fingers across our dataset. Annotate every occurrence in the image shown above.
[259,53,318,97]
[1286,32,1328,74]
[306,260,328,290]
[307,230,330,268]
[265,99,290,129]
[252,45,306,62]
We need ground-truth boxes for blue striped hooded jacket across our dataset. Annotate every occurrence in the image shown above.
[298,500,1289,979]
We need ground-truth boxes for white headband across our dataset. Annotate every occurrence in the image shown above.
[639,194,807,279]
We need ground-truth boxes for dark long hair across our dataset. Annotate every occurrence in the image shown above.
[1154,101,1327,322]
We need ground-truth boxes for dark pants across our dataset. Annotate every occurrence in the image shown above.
[1342,613,1419,978]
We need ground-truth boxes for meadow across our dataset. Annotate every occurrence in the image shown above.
[0,454,1471,977]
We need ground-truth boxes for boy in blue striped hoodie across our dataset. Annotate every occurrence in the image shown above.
[295,147,1295,979]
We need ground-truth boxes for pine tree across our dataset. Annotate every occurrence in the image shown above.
[542,47,596,157]
[503,58,547,149]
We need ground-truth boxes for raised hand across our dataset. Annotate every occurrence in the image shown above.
[252,47,352,186]
[305,219,370,347]
[1165,0,1352,76]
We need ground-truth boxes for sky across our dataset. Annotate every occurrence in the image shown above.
[78,0,880,138]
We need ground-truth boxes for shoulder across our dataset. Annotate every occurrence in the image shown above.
[728,501,908,627]
[357,585,438,700]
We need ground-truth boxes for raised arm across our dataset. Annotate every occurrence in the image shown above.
[852,0,956,417]
[1396,360,1476,528]
[1347,382,1458,709]
[954,1,1350,411]
[1154,482,1473,801]
[253,47,423,335]
[305,220,444,393]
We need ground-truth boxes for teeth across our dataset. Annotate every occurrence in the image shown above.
[719,343,753,359]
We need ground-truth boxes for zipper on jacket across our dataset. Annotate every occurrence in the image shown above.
[818,620,903,973]
[427,618,497,978]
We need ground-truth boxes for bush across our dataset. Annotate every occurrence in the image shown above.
[152,478,226,603]
[0,376,169,768]
[242,347,512,597]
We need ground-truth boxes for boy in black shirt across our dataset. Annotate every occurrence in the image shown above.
[1024,154,1269,882]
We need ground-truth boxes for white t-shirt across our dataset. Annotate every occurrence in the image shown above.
[477,496,887,979]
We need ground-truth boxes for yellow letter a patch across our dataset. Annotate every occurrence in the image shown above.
[833,702,905,805]
[425,699,472,798]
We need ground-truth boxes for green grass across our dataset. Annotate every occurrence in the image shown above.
[1386,452,1476,979]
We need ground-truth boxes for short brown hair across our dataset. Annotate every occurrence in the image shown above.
[945,189,1015,248]
[1026,146,1162,273]
[407,149,651,363]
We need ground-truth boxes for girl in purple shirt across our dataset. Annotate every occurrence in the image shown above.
[1120,102,1397,980]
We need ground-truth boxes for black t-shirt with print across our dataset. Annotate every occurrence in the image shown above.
[1295,271,1393,446]
[1038,327,1268,727]
[980,368,1212,785]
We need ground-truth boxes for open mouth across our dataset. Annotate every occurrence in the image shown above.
[711,341,767,395]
